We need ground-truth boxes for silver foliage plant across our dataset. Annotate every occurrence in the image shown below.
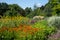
[47,16,60,29]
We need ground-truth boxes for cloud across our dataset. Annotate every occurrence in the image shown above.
[36,3,42,7]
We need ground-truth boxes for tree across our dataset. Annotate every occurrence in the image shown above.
[25,7,32,16]
[5,4,25,16]
[27,6,42,18]
[43,0,60,16]
[51,0,60,16]
[0,3,9,16]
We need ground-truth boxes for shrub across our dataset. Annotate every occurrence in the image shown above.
[0,16,31,28]
[47,16,60,29]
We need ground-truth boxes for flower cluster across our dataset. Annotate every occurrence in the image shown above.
[0,24,40,37]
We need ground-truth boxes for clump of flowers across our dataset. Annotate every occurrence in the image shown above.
[0,16,31,28]
[0,24,40,38]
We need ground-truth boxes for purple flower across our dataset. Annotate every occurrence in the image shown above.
[31,20,37,24]
[48,31,60,40]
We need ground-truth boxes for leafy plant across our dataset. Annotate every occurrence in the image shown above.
[32,20,56,40]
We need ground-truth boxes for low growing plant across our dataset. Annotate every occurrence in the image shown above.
[32,20,56,40]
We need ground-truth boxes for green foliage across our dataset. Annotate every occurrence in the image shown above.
[43,0,60,17]
[0,30,14,39]
[27,7,42,18]
[32,20,56,40]
[4,10,20,16]
[25,7,32,16]
[0,3,26,17]
[27,11,35,18]
[7,4,25,16]
[0,3,9,16]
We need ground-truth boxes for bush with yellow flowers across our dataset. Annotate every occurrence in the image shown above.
[0,16,31,28]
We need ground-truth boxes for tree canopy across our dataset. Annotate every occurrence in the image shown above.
[0,0,60,17]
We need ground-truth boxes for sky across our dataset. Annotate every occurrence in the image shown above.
[0,0,49,9]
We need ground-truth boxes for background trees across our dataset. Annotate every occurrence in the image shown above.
[0,0,60,17]
[43,0,60,17]
[5,4,25,16]
[0,3,25,17]
[25,7,32,16]
[0,3,9,16]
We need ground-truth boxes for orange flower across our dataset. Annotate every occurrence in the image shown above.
[12,27,18,32]
[18,26,23,31]
[23,28,27,32]
[19,24,24,27]
[29,31,34,35]
[8,28,13,32]
[24,25,32,30]
[33,28,39,32]
[17,28,22,31]
[1,27,8,31]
